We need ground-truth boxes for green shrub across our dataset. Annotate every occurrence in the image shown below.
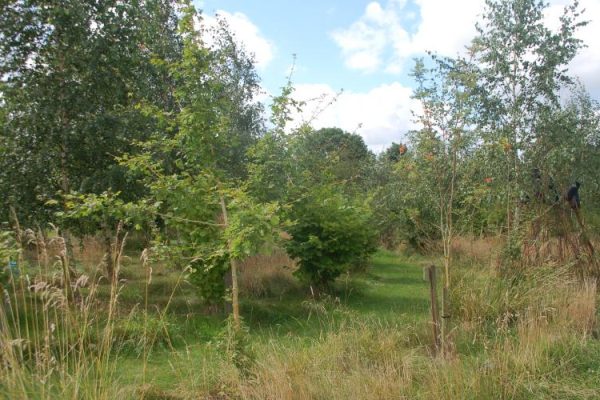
[285,186,378,289]
[188,251,230,304]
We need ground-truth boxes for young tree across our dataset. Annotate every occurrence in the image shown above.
[411,56,477,353]
[471,0,587,238]
[284,185,377,291]
[248,79,379,291]
[123,2,272,328]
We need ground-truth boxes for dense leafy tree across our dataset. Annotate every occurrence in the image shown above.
[0,0,182,222]
[284,185,377,289]
[289,127,374,191]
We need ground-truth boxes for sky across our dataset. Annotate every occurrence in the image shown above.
[196,0,600,152]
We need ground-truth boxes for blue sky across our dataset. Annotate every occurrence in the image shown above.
[196,0,600,151]
[198,0,422,93]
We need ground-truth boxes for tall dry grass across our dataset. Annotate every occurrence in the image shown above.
[1,230,126,399]
[4,227,598,400]
[0,224,179,399]
[229,273,596,400]
[173,244,598,400]
[451,236,503,266]
[138,254,598,400]
[238,250,297,297]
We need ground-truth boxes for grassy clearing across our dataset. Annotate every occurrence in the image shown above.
[2,245,600,399]
[114,250,433,393]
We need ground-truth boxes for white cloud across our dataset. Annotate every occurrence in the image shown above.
[332,0,600,96]
[331,0,481,74]
[305,0,600,150]
[290,82,419,151]
[201,11,275,70]
[409,0,483,57]
[331,1,410,73]
[564,1,600,96]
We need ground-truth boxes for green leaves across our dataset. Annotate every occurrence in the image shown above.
[0,0,183,223]
[53,191,154,237]
[285,185,377,288]
[224,192,281,260]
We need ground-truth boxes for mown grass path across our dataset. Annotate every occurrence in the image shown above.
[239,249,430,337]
[344,250,430,320]
[117,250,431,392]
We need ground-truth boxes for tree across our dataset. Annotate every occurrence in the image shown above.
[206,17,265,180]
[381,142,408,164]
[289,127,374,192]
[247,76,303,204]
[470,0,587,237]
[122,2,272,328]
[370,141,443,250]
[410,55,478,354]
[284,185,377,290]
[0,0,183,222]
[247,79,379,290]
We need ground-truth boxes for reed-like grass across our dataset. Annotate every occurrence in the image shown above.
[0,227,184,399]
[1,231,124,399]
[3,233,599,399]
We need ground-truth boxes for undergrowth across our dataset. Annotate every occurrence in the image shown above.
[2,234,599,399]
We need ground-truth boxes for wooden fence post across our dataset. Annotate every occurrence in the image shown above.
[427,265,441,355]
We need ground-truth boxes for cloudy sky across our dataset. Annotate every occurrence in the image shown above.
[197,0,600,152]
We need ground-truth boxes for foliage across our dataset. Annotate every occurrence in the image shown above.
[0,230,19,287]
[52,191,153,237]
[112,312,182,356]
[246,77,302,204]
[119,3,275,306]
[470,0,587,233]
[214,315,255,375]
[189,249,231,304]
[289,127,374,192]
[371,157,442,250]
[285,186,377,288]
[0,0,183,223]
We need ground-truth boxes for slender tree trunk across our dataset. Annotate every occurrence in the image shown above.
[104,232,116,284]
[441,139,457,355]
[219,195,240,329]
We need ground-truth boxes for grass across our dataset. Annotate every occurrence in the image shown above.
[3,238,600,399]
[113,249,433,393]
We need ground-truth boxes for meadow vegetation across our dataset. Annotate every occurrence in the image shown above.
[2,0,600,399]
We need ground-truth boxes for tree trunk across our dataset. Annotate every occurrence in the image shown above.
[219,195,240,329]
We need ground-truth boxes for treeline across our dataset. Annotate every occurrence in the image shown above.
[0,0,379,318]
[373,0,600,253]
[2,0,600,307]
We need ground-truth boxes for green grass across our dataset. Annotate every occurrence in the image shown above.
[343,251,430,319]
[110,249,600,399]
[113,249,433,393]
[239,251,430,337]
[6,248,599,399]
